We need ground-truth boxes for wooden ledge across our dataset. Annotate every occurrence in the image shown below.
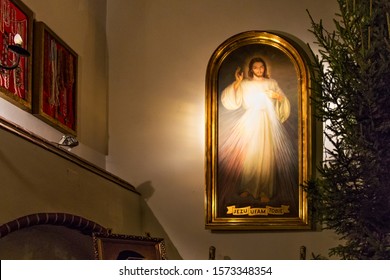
[0,116,139,195]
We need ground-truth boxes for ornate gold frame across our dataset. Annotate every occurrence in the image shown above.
[205,31,318,230]
[32,21,78,136]
[93,232,166,260]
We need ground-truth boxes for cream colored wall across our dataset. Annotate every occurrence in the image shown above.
[0,0,109,167]
[0,0,183,259]
[0,0,343,260]
[0,125,142,236]
[106,0,341,259]
[0,0,145,259]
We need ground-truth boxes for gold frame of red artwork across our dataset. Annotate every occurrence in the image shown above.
[0,0,34,112]
[32,21,78,135]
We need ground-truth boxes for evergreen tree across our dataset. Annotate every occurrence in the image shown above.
[306,0,390,259]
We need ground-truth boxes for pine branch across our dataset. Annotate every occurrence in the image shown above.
[306,0,390,259]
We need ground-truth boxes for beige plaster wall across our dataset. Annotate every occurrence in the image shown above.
[0,0,109,167]
[106,0,341,259]
[0,0,343,260]
[0,125,142,235]
[0,0,144,260]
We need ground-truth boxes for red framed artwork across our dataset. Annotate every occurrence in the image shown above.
[0,0,33,111]
[33,21,77,135]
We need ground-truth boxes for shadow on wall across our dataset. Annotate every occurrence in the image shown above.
[137,181,182,260]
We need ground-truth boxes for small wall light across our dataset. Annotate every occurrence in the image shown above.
[0,34,30,70]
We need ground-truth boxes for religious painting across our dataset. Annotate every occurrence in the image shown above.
[92,233,167,260]
[0,0,33,111]
[32,21,77,135]
[205,31,318,230]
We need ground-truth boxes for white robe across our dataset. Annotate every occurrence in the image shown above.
[219,78,295,199]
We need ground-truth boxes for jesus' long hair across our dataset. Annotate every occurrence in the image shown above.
[248,57,270,79]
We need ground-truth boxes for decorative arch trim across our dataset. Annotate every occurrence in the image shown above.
[0,213,109,238]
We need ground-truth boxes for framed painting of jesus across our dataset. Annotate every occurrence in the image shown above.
[205,31,320,230]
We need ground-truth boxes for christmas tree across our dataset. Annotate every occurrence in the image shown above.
[307,0,390,259]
